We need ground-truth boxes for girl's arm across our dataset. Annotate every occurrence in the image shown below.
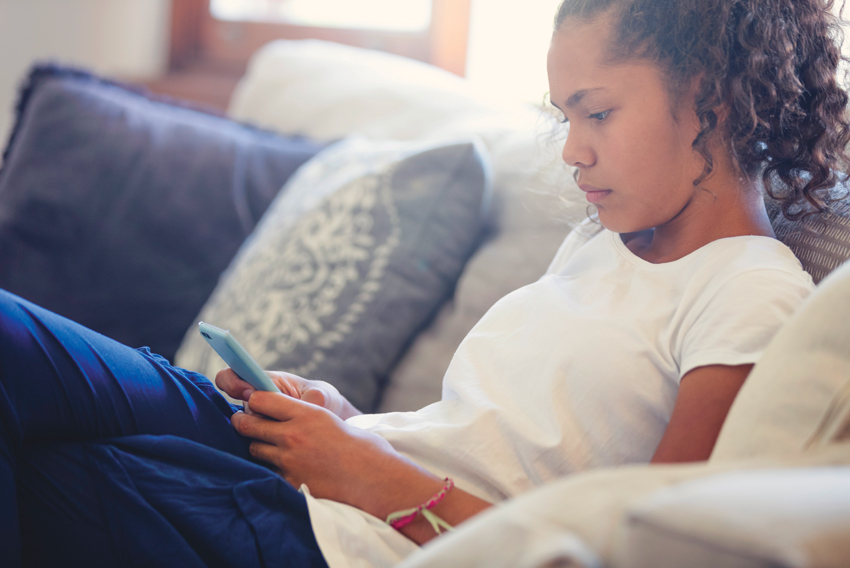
[229,392,493,545]
[650,363,752,463]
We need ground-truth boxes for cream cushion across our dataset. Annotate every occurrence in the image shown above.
[621,466,850,568]
[711,259,850,461]
[396,444,850,568]
[229,39,532,142]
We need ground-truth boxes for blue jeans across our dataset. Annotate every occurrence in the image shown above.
[0,289,327,567]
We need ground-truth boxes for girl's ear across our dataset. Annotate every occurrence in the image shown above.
[676,75,706,129]
[693,74,730,128]
[712,98,731,130]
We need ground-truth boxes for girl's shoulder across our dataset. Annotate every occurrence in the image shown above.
[688,235,813,288]
[546,216,814,298]
[668,237,815,340]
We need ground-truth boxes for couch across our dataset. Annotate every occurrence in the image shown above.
[1,40,849,567]
[222,40,850,568]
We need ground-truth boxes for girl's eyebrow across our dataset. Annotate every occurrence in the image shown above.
[564,87,605,109]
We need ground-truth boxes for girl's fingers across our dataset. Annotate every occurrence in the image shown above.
[300,388,326,407]
[263,372,341,414]
[269,374,300,397]
[312,382,344,416]
[231,409,301,448]
[215,368,254,399]
[244,390,313,422]
[230,411,272,440]
[248,440,284,470]
[248,440,297,485]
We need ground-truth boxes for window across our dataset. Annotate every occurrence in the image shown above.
[171,0,470,76]
[148,0,469,111]
[210,0,432,31]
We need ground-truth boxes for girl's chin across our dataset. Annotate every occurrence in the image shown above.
[594,212,629,234]
[596,213,654,236]
[596,205,664,234]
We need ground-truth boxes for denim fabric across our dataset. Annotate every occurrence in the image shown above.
[0,289,327,568]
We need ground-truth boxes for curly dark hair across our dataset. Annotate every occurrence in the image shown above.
[554,0,850,220]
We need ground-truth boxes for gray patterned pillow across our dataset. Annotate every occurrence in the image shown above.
[174,138,490,411]
[767,186,850,284]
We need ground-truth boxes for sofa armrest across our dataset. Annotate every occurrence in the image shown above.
[396,444,850,568]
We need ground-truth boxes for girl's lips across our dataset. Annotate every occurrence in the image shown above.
[579,184,612,204]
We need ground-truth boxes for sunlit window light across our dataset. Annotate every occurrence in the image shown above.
[465,0,564,107]
[211,0,432,31]
[211,0,566,107]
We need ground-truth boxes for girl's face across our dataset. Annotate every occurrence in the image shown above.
[547,16,705,234]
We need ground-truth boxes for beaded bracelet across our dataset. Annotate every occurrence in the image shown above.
[385,478,455,534]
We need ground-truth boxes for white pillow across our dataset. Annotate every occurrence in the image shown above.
[621,467,850,568]
[229,39,535,141]
[711,259,850,460]
[396,445,850,568]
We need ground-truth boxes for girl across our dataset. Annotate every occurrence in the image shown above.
[2,0,847,566]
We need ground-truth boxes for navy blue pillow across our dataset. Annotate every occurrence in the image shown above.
[0,65,328,361]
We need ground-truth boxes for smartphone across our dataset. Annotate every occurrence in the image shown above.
[198,322,281,393]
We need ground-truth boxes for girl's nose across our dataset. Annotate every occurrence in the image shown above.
[561,126,595,168]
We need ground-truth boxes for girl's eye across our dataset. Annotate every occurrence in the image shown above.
[589,110,611,122]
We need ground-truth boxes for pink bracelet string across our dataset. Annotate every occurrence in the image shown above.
[385,478,455,534]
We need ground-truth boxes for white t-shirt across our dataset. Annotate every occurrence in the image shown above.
[304,220,815,568]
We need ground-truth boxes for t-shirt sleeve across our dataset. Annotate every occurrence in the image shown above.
[678,268,814,379]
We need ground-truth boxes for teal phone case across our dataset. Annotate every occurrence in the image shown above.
[198,322,281,393]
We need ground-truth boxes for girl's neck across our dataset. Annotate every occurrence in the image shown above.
[625,157,775,264]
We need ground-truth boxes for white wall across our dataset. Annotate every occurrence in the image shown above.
[0,0,171,144]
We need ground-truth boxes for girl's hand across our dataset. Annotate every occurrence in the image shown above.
[231,391,418,511]
[230,391,493,544]
[215,368,361,419]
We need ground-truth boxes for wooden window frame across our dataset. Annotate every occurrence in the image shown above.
[169,0,472,77]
